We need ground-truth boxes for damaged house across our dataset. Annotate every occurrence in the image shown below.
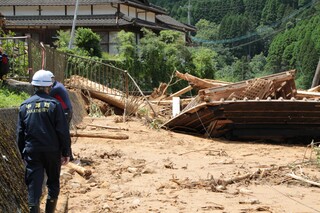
[163,70,320,142]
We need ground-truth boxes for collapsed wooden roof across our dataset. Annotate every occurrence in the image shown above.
[163,70,320,142]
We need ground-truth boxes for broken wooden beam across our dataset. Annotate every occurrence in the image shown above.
[65,162,92,178]
[198,70,297,102]
[296,90,320,99]
[70,130,129,139]
[287,172,320,187]
[164,85,193,100]
[88,124,129,131]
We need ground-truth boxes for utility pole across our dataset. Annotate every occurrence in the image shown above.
[68,0,79,49]
[187,0,191,25]
[311,57,320,88]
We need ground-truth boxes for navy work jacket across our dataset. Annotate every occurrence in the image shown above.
[17,91,71,157]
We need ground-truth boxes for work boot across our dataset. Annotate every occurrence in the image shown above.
[29,205,40,213]
[45,199,58,213]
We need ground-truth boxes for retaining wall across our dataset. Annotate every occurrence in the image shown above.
[0,90,87,212]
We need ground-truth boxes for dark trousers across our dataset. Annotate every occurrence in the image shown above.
[24,151,61,206]
[65,110,74,160]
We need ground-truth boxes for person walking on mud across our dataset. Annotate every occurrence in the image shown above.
[47,71,74,161]
[17,69,71,213]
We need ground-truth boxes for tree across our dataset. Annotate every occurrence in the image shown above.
[219,14,254,57]
[296,32,319,89]
[75,27,102,57]
[249,53,268,77]
[244,0,267,26]
[194,19,219,41]
[116,30,140,77]
[261,0,283,25]
[190,47,218,79]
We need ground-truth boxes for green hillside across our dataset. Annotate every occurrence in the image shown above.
[150,0,320,89]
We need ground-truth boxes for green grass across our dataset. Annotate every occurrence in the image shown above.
[0,84,30,108]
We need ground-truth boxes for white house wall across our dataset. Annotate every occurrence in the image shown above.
[67,5,91,15]
[129,6,136,18]
[120,4,155,22]
[16,6,39,16]
[0,7,13,16]
[146,12,155,22]
[137,9,146,20]
[120,5,129,16]
[93,4,116,15]
[42,6,65,16]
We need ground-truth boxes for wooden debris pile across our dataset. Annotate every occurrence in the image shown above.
[63,71,320,142]
[161,70,320,142]
[65,75,145,116]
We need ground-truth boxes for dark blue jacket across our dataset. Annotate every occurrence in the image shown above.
[50,81,72,113]
[17,91,71,157]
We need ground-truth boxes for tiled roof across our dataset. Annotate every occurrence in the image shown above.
[0,0,122,6]
[133,19,166,31]
[4,14,196,32]
[156,15,196,32]
[0,0,167,14]
[5,15,131,26]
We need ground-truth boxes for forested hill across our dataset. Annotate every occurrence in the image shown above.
[149,0,320,89]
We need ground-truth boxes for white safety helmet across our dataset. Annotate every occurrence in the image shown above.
[31,69,53,87]
[47,70,55,78]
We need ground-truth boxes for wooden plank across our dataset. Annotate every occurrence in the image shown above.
[199,70,296,99]
[164,85,193,100]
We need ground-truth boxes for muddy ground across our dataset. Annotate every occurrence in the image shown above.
[46,115,320,213]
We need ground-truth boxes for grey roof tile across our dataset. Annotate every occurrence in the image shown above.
[0,0,122,6]
[156,15,196,32]
[5,15,131,26]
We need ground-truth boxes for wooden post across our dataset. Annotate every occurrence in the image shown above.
[311,57,320,88]
[27,36,33,82]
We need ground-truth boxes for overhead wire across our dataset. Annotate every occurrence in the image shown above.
[191,0,319,45]
[266,184,320,212]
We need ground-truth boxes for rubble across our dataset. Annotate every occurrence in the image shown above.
[162,70,320,142]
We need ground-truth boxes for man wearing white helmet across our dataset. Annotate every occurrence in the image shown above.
[47,71,73,125]
[47,70,74,161]
[17,69,71,213]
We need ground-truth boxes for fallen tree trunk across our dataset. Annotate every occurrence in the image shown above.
[89,90,125,110]
[66,75,135,112]
[65,162,92,178]
[70,130,129,140]
[175,71,229,89]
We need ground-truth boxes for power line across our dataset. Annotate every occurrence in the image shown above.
[222,11,318,50]
[191,0,319,45]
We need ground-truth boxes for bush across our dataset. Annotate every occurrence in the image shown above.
[0,83,29,108]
